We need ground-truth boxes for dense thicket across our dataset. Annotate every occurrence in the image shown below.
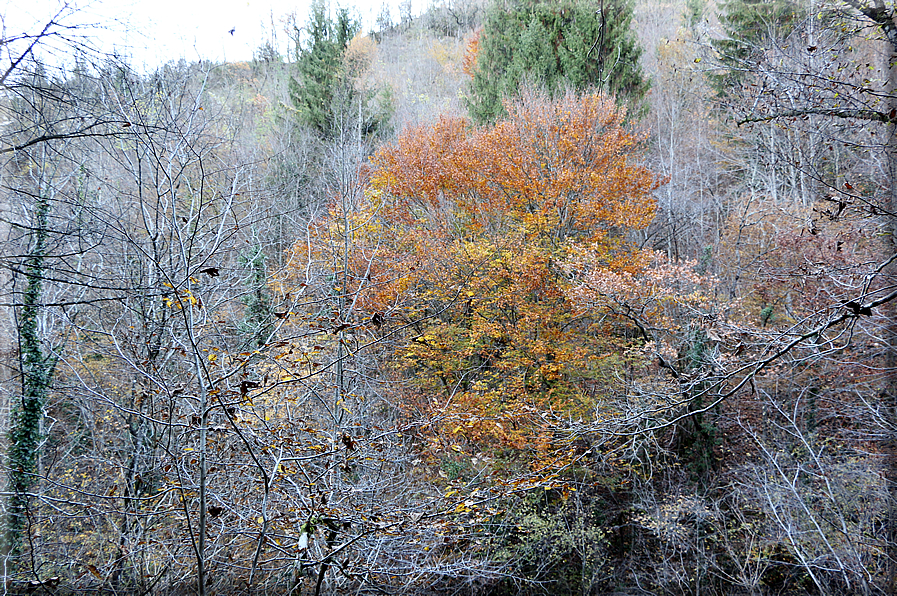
[0,0,894,593]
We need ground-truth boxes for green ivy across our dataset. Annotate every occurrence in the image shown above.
[238,245,274,348]
[7,196,56,552]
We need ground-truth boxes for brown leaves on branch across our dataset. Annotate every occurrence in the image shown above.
[292,91,665,474]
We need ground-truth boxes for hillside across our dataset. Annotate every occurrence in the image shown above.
[0,0,894,594]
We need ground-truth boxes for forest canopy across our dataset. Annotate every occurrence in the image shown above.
[0,0,895,594]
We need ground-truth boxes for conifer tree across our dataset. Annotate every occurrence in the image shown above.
[712,0,804,94]
[288,2,360,137]
[466,0,648,123]
[288,2,392,139]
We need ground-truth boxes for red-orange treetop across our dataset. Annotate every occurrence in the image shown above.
[288,91,663,479]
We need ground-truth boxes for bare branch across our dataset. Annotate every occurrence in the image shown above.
[841,0,897,53]
[738,107,897,126]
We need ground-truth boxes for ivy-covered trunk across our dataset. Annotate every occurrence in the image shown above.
[7,195,54,553]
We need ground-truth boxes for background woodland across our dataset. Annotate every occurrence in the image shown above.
[0,0,895,594]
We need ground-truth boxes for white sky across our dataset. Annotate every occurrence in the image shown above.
[3,0,428,71]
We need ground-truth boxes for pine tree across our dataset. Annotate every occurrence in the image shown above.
[288,2,360,137]
[466,0,648,124]
[712,0,805,94]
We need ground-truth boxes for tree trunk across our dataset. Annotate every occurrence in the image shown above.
[879,17,897,593]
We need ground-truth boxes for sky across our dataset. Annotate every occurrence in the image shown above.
[3,0,428,71]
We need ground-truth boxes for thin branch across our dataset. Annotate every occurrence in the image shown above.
[608,285,897,437]
[738,107,897,126]
[0,121,141,154]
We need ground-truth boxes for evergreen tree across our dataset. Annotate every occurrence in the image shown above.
[288,2,392,139]
[466,0,648,123]
[711,0,805,94]
[288,2,360,137]
[238,245,275,349]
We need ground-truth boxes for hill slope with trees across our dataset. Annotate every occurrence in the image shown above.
[0,0,894,593]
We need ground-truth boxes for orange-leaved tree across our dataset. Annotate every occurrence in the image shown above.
[290,91,662,480]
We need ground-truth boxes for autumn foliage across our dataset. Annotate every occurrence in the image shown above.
[289,92,661,471]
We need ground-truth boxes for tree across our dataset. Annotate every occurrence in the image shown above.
[643,32,725,261]
[287,1,390,140]
[298,90,657,481]
[289,1,359,138]
[712,0,805,93]
[466,0,649,123]
[556,0,897,589]
[0,49,312,592]
[713,0,897,586]
[237,243,275,348]
[424,0,486,37]
[5,168,56,553]
[0,10,134,553]
[279,89,664,591]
